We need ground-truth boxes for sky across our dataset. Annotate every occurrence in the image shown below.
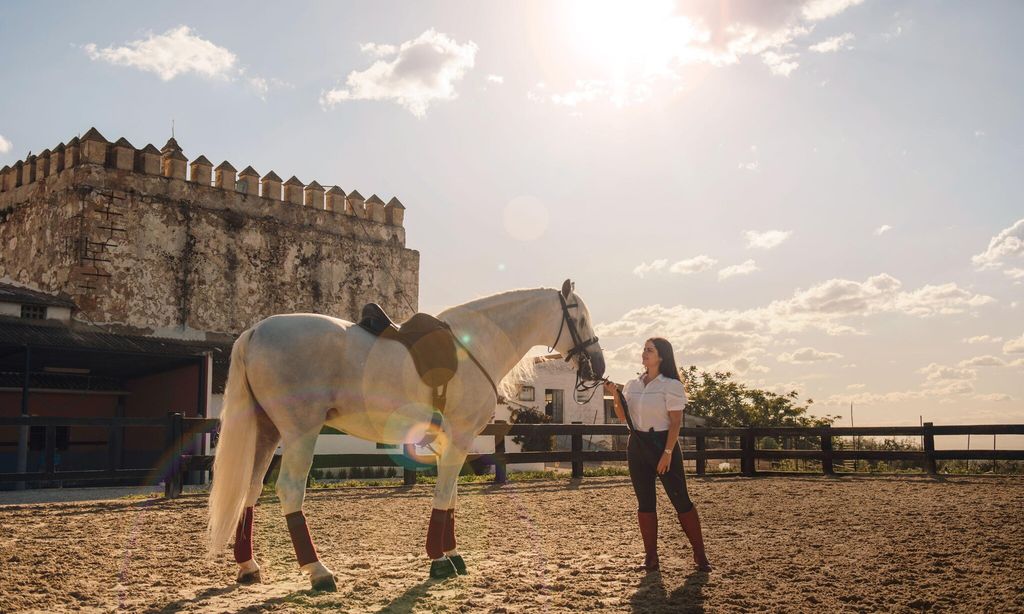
[1,0,1022,431]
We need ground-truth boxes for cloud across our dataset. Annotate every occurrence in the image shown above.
[84,26,236,81]
[919,363,975,382]
[975,393,1012,402]
[802,0,866,21]
[718,260,759,280]
[244,73,292,100]
[1004,334,1024,354]
[917,362,977,396]
[957,355,1006,368]
[892,283,996,317]
[874,224,893,236]
[780,274,995,319]
[745,229,792,249]
[596,273,996,383]
[360,42,398,57]
[964,335,1003,344]
[809,32,855,52]
[778,347,842,363]
[598,273,994,366]
[321,29,478,117]
[678,0,865,73]
[486,74,504,84]
[1004,268,1024,281]
[633,259,668,278]
[0,134,11,154]
[531,79,653,109]
[535,0,866,111]
[761,50,800,76]
[738,160,760,171]
[972,219,1024,270]
[670,255,717,275]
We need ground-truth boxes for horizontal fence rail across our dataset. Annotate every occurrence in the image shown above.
[1,415,1022,498]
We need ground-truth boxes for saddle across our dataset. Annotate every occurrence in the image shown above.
[357,303,458,394]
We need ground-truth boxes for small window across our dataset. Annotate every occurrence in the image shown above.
[519,385,535,401]
[604,398,621,424]
[375,442,399,450]
[21,305,46,320]
[544,389,564,423]
[576,389,590,403]
[29,426,70,451]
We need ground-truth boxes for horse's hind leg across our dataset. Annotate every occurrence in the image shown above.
[235,410,280,584]
[277,426,337,592]
[426,442,470,579]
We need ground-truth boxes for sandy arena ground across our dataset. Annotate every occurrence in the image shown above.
[1,475,1022,613]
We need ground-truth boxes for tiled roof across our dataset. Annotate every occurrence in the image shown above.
[0,283,77,309]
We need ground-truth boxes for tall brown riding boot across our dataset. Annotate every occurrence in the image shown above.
[637,512,659,571]
[677,506,712,572]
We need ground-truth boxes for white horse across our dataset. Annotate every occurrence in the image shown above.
[207,280,605,589]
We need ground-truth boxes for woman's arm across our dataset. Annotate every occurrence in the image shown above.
[657,410,683,474]
[603,381,627,423]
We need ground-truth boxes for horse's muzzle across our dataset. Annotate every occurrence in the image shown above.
[580,351,605,381]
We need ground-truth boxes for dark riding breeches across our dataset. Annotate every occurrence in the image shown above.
[627,430,694,514]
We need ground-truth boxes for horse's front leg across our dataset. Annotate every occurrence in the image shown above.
[277,426,337,592]
[426,442,469,580]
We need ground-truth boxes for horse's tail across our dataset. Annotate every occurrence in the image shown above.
[207,328,259,557]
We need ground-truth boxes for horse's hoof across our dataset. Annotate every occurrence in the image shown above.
[449,554,468,575]
[237,569,262,585]
[311,574,338,592]
[429,558,458,580]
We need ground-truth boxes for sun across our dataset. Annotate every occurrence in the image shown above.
[563,0,701,79]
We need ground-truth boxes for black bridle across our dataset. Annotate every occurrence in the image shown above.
[551,291,604,402]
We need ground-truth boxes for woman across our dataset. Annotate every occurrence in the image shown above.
[603,337,712,573]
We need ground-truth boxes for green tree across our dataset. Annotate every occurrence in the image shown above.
[680,366,839,428]
[509,405,554,452]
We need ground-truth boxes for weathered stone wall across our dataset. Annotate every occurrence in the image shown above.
[0,130,418,339]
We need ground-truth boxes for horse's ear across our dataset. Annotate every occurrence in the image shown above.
[561,279,573,298]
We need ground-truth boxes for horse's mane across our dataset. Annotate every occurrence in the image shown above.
[436,287,554,318]
[437,288,553,399]
[497,353,537,401]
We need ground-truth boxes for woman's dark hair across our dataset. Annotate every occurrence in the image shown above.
[647,337,681,381]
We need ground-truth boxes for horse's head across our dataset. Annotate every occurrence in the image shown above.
[553,279,606,382]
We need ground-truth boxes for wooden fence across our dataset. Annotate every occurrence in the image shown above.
[2,414,1023,499]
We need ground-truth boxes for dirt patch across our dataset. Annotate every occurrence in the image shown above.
[1,475,1022,613]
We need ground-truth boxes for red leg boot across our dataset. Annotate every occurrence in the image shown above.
[637,511,659,571]
[677,506,712,572]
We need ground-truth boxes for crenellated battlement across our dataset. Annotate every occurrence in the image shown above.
[0,127,419,337]
[0,127,407,229]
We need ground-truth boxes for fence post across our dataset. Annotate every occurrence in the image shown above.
[44,424,56,484]
[403,444,418,486]
[494,420,508,484]
[821,425,834,475]
[165,412,184,499]
[923,422,937,475]
[571,421,583,479]
[741,429,756,476]
[695,427,706,476]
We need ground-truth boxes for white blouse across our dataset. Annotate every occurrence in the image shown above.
[623,374,687,432]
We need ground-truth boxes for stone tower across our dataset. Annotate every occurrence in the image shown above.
[0,128,419,340]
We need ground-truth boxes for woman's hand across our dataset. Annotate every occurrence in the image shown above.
[602,380,618,396]
[656,451,671,475]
